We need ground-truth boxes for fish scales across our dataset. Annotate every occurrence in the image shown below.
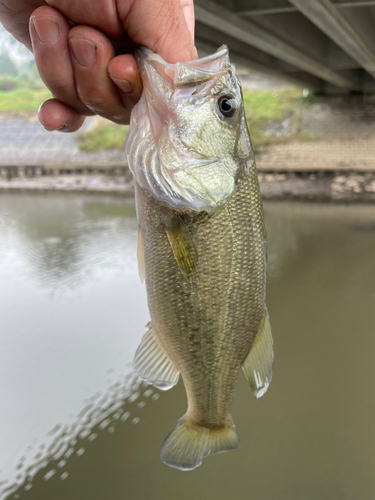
[127,45,273,471]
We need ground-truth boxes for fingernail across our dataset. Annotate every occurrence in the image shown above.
[109,75,133,94]
[32,17,60,44]
[57,124,69,132]
[70,38,96,68]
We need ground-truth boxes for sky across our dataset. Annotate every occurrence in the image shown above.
[0,23,34,70]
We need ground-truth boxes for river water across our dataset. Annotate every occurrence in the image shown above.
[1,192,375,500]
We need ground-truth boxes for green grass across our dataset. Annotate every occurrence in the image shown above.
[77,87,312,152]
[0,86,52,115]
[0,81,312,151]
[77,123,129,152]
[243,87,312,149]
[243,87,302,122]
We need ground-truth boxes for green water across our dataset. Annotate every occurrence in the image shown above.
[1,192,375,500]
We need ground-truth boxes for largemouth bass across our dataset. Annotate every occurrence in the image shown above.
[126,45,273,471]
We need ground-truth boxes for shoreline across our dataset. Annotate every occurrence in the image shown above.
[1,171,375,202]
[258,172,375,201]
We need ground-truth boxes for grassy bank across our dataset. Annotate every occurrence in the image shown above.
[0,79,312,151]
[243,87,312,148]
[0,79,51,117]
[77,122,129,152]
[77,87,312,152]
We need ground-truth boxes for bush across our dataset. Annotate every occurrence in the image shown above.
[242,87,308,149]
[77,123,129,151]
[0,86,51,114]
[0,75,19,91]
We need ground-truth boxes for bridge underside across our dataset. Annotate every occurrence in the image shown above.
[194,0,375,94]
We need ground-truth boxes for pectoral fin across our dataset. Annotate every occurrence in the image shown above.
[133,323,180,391]
[242,309,273,399]
[137,226,145,283]
[164,216,197,277]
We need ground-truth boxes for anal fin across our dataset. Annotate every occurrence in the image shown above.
[133,323,179,391]
[242,309,274,399]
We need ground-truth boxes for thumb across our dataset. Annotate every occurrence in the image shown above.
[119,0,197,63]
[180,0,195,46]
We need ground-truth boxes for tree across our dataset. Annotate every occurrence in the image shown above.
[0,51,18,76]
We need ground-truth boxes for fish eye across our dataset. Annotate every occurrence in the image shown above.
[217,95,238,117]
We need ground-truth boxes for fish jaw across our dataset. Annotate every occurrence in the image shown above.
[125,45,253,213]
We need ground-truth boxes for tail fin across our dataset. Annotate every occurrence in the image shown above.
[160,415,239,471]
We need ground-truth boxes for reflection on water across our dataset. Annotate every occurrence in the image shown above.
[0,193,150,497]
[0,194,138,291]
[1,193,375,499]
[2,375,164,498]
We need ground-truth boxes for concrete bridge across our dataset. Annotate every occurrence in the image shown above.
[195,0,375,94]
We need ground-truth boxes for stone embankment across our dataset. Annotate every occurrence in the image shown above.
[2,170,375,202]
[0,118,126,168]
[258,172,375,201]
[0,174,134,194]
[2,93,375,202]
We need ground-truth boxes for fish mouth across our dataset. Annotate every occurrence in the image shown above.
[138,45,228,67]
[126,45,237,213]
[136,45,230,89]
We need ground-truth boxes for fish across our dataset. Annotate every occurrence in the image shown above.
[125,45,273,471]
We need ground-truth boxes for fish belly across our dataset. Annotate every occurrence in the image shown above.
[135,165,266,428]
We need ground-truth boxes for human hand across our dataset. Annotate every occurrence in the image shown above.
[0,0,196,131]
